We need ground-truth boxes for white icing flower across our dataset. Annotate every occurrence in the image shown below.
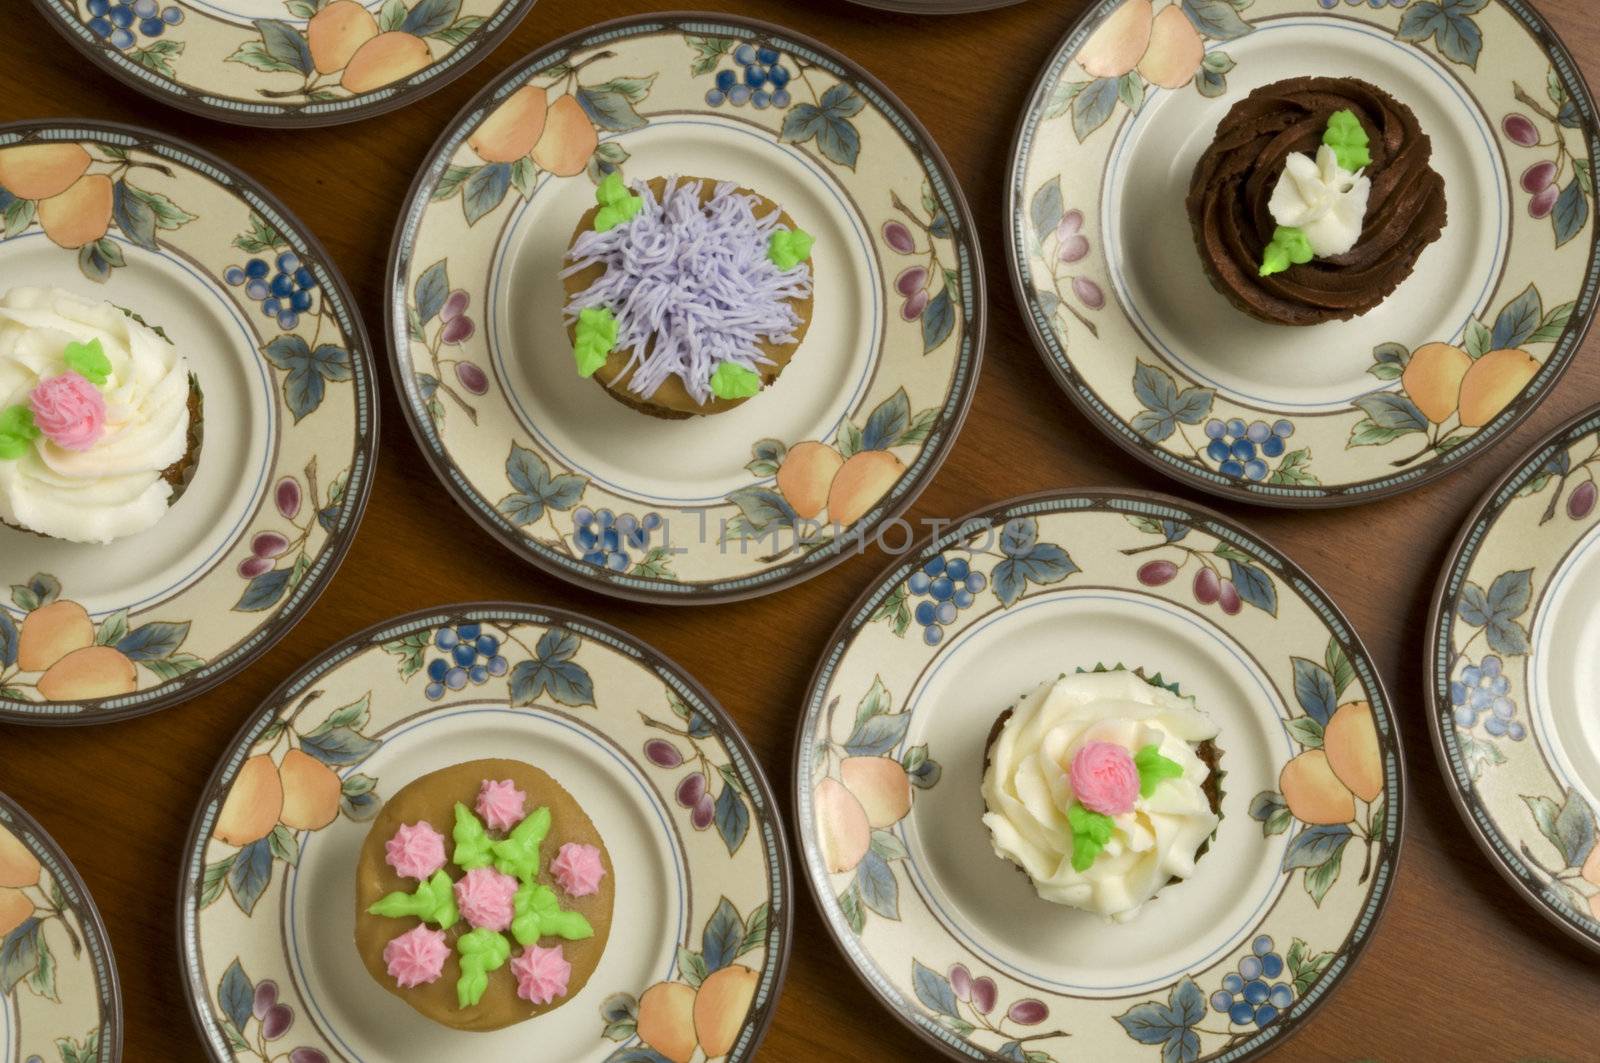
[1267,144,1371,258]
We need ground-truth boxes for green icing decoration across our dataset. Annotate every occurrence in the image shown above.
[593,172,644,233]
[1259,226,1313,277]
[1323,109,1372,172]
[573,306,618,378]
[451,803,494,870]
[455,927,512,1008]
[1134,743,1185,798]
[766,227,814,271]
[367,870,460,929]
[0,406,40,461]
[490,806,551,881]
[709,361,761,400]
[510,882,595,947]
[62,338,111,386]
[1066,802,1114,873]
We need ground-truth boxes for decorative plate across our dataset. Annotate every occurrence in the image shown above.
[841,0,1028,13]
[1007,0,1599,506]
[387,14,984,603]
[0,792,121,1063]
[0,120,377,726]
[1428,402,1600,952]
[178,604,791,1062]
[28,0,537,128]
[796,489,1403,1062]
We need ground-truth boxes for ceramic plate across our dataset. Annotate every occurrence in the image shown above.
[178,604,791,1061]
[841,0,1028,13]
[0,793,121,1063]
[796,489,1403,1062]
[1428,403,1600,952]
[29,0,537,128]
[0,120,377,726]
[387,13,984,603]
[1007,0,1599,506]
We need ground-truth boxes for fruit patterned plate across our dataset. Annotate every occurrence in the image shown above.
[0,120,376,726]
[1428,402,1600,952]
[0,792,121,1063]
[796,489,1403,1062]
[840,0,1028,14]
[27,0,538,127]
[178,604,790,1062]
[386,13,984,603]
[1007,0,1599,506]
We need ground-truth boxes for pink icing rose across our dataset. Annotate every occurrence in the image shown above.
[383,925,450,989]
[454,866,518,931]
[476,778,528,832]
[1068,741,1140,816]
[550,842,606,898]
[510,944,571,1005]
[384,821,447,880]
[29,372,105,451]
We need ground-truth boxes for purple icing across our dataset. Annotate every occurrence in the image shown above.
[562,176,812,405]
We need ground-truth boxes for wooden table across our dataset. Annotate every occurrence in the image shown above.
[3,0,1598,1059]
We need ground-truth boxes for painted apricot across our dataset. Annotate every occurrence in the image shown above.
[1279,750,1355,826]
[815,777,871,874]
[1458,348,1539,428]
[0,888,32,938]
[1079,0,1153,79]
[37,173,112,250]
[0,827,40,889]
[277,749,342,831]
[530,94,599,178]
[840,756,913,829]
[35,645,135,701]
[307,0,378,75]
[1137,4,1205,90]
[1401,343,1471,424]
[0,143,92,202]
[1323,701,1383,804]
[16,599,95,673]
[694,964,759,1058]
[826,450,905,527]
[340,32,431,94]
[214,755,285,847]
[636,980,698,1063]
[775,441,843,521]
[469,85,549,163]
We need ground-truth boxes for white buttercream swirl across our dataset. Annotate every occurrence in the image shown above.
[0,287,192,543]
[1267,144,1371,258]
[980,670,1220,923]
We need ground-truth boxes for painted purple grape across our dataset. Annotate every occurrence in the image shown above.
[1058,234,1089,264]
[262,1003,293,1040]
[440,315,475,345]
[882,220,915,254]
[441,289,470,321]
[252,980,278,1020]
[455,361,489,395]
[238,556,274,579]
[676,772,706,807]
[1072,276,1105,310]
[1502,113,1539,147]
[901,289,929,321]
[1569,479,1597,519]
[971,976,996,1015]
[290,1051,329,1063]
[895,265,927,297]
[1522,160,1558,193]
[1193,567,1220,605]
[1530,184,1560,219]
[948,963,972,1002]
[1007,998,1048,1025]
[252,531,289,558]
[1219,579,1242,615]
[275,476,301,519]
[645,739,684,768]
[691,792,715,829]
[1137,560,1178,586]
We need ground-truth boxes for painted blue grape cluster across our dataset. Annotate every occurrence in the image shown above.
[225,252,318,331]
[1451,654,1526,740]
[705,43,793,111]
[907,554,987,647]
[87,0,182,49]
[1316,0,1406,8]
[1204,418,1295,481]
[1210,936,1293,1028]
[573,507,662,571]
[423,623,509,701]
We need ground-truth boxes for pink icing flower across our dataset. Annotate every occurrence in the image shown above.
[550,842,606,898]
[476,778,528,832]
[1068,741,1140,816]
[510,944,571,1005]
[454,866,518,931]
[383,925,449,988]
[384,821,447,880]
[29,372,105,451]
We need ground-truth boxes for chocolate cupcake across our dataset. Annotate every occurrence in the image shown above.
[1187,77,1447,326]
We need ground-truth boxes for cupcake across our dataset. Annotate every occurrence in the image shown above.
[561,173,815,419]
[0,287,201,543]
[354,758,613,1032]
[981,668,1222,923]
[1187,77,1447,325]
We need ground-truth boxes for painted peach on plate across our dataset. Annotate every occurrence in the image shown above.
[1078,0,1153,79]
[694,964,759,1058]
[531,94,600,178]
[276,748,342,831]
[814,776,871,874]
[37,173,113,250]
[1279,749,1356,826]
[470,85,550,164]
[1323,701,1383,804]
[0,886,32,937]
[827,450,905,527]
[1458,348,1540,427]
[307,0,379,76]
[1402,342,1472,424]
[0,143,91,201]
[16,600,95,672]
[35,645,137,701]
[775,441,843,521]
[0,825,41,888]
[637,980,699,1063]
[1137,4,1205,90]
[213,755,285,847]
[839,755,913,829]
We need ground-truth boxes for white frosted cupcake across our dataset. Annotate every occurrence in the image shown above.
[981,669,1222,923]
[0,287,200,543]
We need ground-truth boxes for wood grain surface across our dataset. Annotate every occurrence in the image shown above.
[2,0,1598,1059]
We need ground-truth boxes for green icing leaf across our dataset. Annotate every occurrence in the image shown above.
[1259,226,1314,277]
[1067,802,1114,872]
[511,881,595,946]
[1134,743,1185,797]
[62,338,111,385]
[452,803,493,870]
[366,870,459,929]
[491,806,551,881]
[1323,109,1372,172]
[0,405,39,460]
[593,171,643,232]
[595,171,631,207]
[709,361,761,400]
[767,227,814,270]
[455,927,512,1007]
[573,306,618,378]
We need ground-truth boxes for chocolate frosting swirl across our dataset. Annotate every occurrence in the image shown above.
[1187,77,1447,326]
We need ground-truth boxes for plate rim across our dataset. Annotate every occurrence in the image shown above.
[0,116,380,728]
[173,600,795,1062]
[841,0,1030,13]
[0,789,124,1063]
[792,485,1407,1063]
[382,9,988,606]
[25,0,542,130]
[1002,0,1600,509]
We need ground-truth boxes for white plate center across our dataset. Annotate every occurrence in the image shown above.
[1530,520,1600,805]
